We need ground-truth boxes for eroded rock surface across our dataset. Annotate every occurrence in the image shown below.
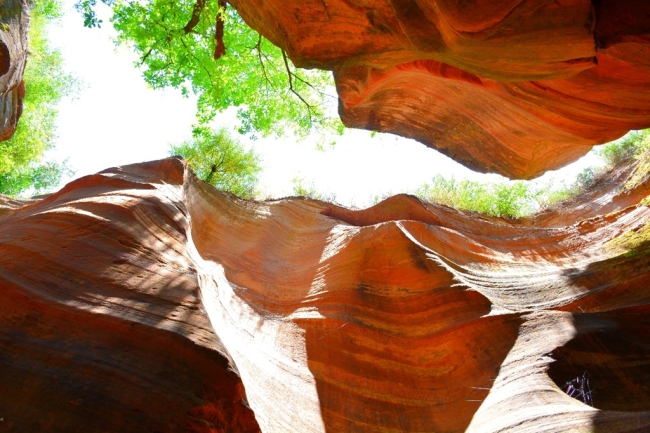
[4,1,649,177]
[1,157,649,432]
[230,0,650,178]
[0,160,259,433]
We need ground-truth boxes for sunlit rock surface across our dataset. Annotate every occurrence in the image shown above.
[1,158,649,431]
[230,0,650,178]
[0,160,259,433]
[0,0,28,141]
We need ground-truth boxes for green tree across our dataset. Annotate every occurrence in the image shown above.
[0,0,77,196]
[415,175,537,218]
[77,0,342,138]
[414,130,650,218]
[0,162,73,196]
[493,181,532,218]
[170,127,261,198]
[599,129,650,167]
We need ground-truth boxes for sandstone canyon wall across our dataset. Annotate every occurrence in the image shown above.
[2,1,650,178]
[1,157,649,432]
[2,0,650,432]
[230,0,650,178]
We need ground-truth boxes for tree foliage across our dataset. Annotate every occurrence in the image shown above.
[0,162,73,196]
[599,129,650,167]
[77,0,342,138]
[75,0,115,28]
[415,130,650,219]
[612,129,650,192]
[415,176,536,218]
[414,169,606,219]
[0,0,76,196]
[170,127,261,198]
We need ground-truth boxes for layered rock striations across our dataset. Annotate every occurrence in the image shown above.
[3,1,649,177]
[2,1,648,430]
[0,160,259,432]
[230,0,650,178]
[1,158,649,431]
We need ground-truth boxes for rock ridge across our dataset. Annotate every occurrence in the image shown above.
[1,158,649,431]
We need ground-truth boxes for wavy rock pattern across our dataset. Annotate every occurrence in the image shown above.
[0,160,258,432]
[230,0,650,178]
[1,158,649,431]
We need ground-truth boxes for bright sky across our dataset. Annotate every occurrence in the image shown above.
[45,0,600,208]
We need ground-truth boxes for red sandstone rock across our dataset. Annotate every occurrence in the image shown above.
[231,0,596,78]
[5,1,648,177]
[1,1,648,430]
[0,160,259,432]
[1,158,649,431]
[231,0,650,178]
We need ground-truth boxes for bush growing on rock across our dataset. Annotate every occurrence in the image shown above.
[415,129,650,219]
[169,127,261,198]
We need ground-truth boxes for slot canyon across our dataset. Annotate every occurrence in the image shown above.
[1,1,650,431]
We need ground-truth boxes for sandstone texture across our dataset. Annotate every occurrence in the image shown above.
[2,1,650,430]
[230,0,650,178]
[0,0,28,141]
[1,157,649,432]
[3,1,649,179]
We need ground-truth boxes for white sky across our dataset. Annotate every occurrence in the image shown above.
[45,0,600,208]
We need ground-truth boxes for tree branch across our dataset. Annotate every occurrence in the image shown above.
[179,37,214,83]
[281,50,314,123]
[205,156,225,183]
[139,47,154,66]
[291,72,337,100]
[255,34,272,88]
[215,155,226,172]
[183,0,206,34]
[213,0,227,60]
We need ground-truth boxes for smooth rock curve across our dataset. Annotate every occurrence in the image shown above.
[1,158,650,431]
[230,0,650,178]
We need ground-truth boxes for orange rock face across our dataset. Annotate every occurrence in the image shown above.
[230,0,650,178]
[2,158,649,431]
[2,1,648,430]
[0,160,259,432]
